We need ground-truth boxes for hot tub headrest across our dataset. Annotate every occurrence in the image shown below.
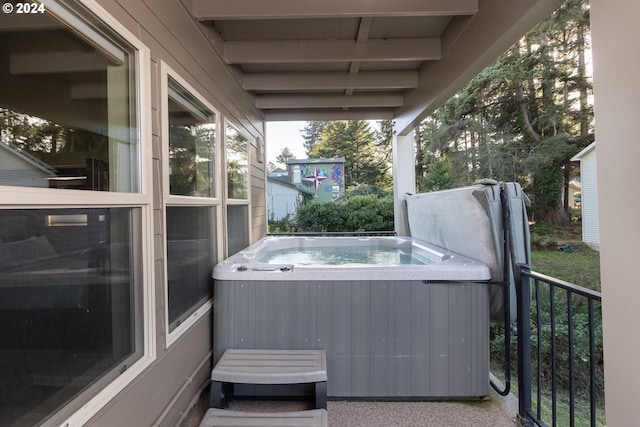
[405,180,531,323]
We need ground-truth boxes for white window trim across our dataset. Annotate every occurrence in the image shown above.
[160,62,222,347]
[1,1,156,426]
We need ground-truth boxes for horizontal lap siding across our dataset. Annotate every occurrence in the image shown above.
[251,162,267,241]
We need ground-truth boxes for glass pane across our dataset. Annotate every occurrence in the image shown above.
[0,3,139,192]
[226,125,248,199]
[227,205,249,256]
[0,207,142,426]
[168,78,216,198]
[166,206,215,331]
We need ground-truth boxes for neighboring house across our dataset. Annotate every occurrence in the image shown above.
[286,158,345,202]
[571,142,599,250]
[0,141,56,188]
[267,174,312,220]
[567,178,582,209]
[267,167,288,181]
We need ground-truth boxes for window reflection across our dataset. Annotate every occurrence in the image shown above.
[0,5,138,192]
[227,205,249,256]
[168,78,216,198]
[166,206,214,331]
[0,207,142,426]
[226,124,248,200]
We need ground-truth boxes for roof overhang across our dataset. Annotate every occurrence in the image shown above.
[571,142,597,161]
[191,0,565,134]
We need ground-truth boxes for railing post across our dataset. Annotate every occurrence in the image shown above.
[516,263,533,426]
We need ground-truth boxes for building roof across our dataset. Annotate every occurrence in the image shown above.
[0,141,57,175]
[267,176,315,194]
[571,142,596,161]
[286,158,345,165]
[269,167,287,175]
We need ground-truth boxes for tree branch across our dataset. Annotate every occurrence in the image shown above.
[515,82,542,143]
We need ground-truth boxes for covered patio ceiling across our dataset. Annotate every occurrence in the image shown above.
[192,0,564,135]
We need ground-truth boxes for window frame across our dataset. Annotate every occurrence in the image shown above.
[0,0,156,426]
[223,121,252,256]
[160,62,222,347]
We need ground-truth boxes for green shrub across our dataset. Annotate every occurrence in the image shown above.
[345,195,394,231]
[346,184,390,198]
[268,213,298,233]
[295,195,394,232]
[295,201,348,232]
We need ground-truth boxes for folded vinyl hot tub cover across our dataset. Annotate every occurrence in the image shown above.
[405,180,531,323]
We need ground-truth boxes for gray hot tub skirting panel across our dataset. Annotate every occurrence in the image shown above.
[214,279,490,399]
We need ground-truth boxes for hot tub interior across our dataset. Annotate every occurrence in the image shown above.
[256,238,441,266]
[213,236,490,282]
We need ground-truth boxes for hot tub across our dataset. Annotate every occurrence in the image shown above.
[213,236,491,399]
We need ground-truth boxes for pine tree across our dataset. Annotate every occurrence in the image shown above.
[309,120,391,189]
[300,121,329,155]
[415,0,593,224]
[275,147,295,166]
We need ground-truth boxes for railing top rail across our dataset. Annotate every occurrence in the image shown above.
[267,231,397,236]
[523,268,602,301]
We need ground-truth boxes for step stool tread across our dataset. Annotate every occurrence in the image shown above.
[212,349,327,384]
[199,408,328,427]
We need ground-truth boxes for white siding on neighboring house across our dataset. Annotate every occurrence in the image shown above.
[267,179,302,220]
[572,142,600,250]
[0,142,55,188]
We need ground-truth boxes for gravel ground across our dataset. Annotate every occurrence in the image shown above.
[180,383,520,427]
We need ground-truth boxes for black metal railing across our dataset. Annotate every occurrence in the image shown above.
[267,230,397,237]
[516,264,604,427]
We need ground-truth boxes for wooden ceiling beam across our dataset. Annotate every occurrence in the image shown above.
[265,108,395,121]
[242,71,418,91]
[192,0,478,20]
[224,38,440,64]
[255,93,404,109]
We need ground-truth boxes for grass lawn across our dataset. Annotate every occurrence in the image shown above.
[529,224,601,292]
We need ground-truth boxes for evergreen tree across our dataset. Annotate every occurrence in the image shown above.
[309,120,391,189]
[300,121,329,155]
[416,0,593,224]
[275,146,295,166]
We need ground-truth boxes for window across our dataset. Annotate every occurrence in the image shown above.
[166,206,215,330]
[0,2,152,426]
[0,208,143,426]
[168,77,216,198]
[163,67,218,340]
[0,2,139,193]
[226,124,248,200]
[225,123,250,255]
[227,204,249,256]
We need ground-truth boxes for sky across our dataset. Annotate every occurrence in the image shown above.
[265,120,381,169]
[265,121,308,168]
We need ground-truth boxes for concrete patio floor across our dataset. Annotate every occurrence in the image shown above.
[180,382,520,427]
